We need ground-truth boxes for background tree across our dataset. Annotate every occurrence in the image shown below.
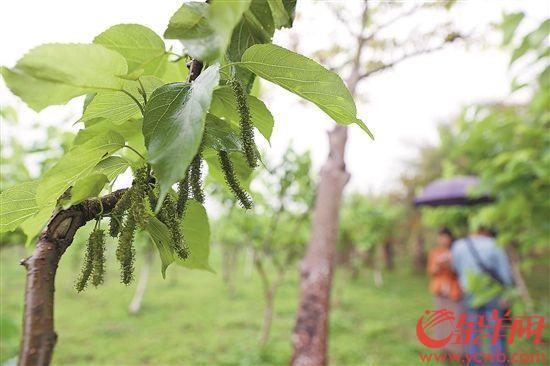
[215,147,315,346]
[339,194,405,284]
[291,3,464,364]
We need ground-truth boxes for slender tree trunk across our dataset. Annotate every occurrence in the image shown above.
[382,239,394,271]
[373,268,384,288]
[363,246,375,268]
[350,251,361,280]
[253,249,279,347]
[243,246,254,279]
[260,288,275,347]
[222,246,239,295]
[506,245,534,313]
[18,190,124,366]
[222,246,232,288]
[373,253,384,288]
[412,231,426,273]
[128,247,153,315]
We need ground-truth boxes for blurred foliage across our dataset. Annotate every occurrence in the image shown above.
[0,107,74,187]
[397,13,549,312]
[213,146,315,266]
[340,194,406,252]
[446,13,549,252]
[0,106,74,246]
[404,13,549,254]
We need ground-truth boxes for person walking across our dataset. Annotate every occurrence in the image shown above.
[427,227,464,358]
[452,227,514,366]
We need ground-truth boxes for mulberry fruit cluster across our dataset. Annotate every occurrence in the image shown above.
[229,78,257,169]
[75,228,106,292]
[109,166,151,285]
[218,150,253,209]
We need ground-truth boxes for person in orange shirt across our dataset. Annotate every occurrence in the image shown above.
[427,227,464,356]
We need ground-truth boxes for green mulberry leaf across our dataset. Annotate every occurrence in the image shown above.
[36,131,125,205]
[177,199,212,271]
[94,24,167,76]
[0,181,40,233]
[1,44,127,111]
[240,44,373,138]
[210,86,273,141]
[143,64,220,208]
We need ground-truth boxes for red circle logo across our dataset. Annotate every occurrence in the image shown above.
[416,309,455,348]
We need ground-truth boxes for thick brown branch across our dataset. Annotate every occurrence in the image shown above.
[18,189,126,366]
[187,60,204,83]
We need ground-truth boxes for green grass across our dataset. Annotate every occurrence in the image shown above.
[1,244,548,365]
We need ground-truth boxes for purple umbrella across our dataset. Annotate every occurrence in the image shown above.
[413,176,494,207]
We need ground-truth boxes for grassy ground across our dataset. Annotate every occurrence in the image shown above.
[1,244,548,366]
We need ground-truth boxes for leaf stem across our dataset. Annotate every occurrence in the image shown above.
[121,145,146,161]
[121,89,145,116]
[167,51,186,60]
[220,62,244,70]
[137,79,147,105]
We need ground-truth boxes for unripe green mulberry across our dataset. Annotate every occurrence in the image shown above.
[91,229,106,287]
[229,78,257,168]
[117,214,136,285]
[218,151,253,209]
[159,194,188,260]
[176,174,189,218]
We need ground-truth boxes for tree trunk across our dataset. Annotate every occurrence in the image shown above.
[253,250,275,346]
[18,190,124,366]
[412,231,427,273]
[506,245,534,313]
[243,246,254,279]
[128,247,153,315]
[363,246,375,268]
[373,268,384,288]
[290,3,371,363]
[382,239,394,271]
[290,125,350,366]
[222,246,238,295]
[260,288,275,347]
[222,246,230,283]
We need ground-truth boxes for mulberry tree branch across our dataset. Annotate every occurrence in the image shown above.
[18,57,205,366]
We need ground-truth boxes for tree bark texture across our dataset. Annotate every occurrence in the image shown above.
[290,125,350,366]
[18,190,125,366]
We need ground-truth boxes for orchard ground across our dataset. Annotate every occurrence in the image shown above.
[1,243,548,366]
